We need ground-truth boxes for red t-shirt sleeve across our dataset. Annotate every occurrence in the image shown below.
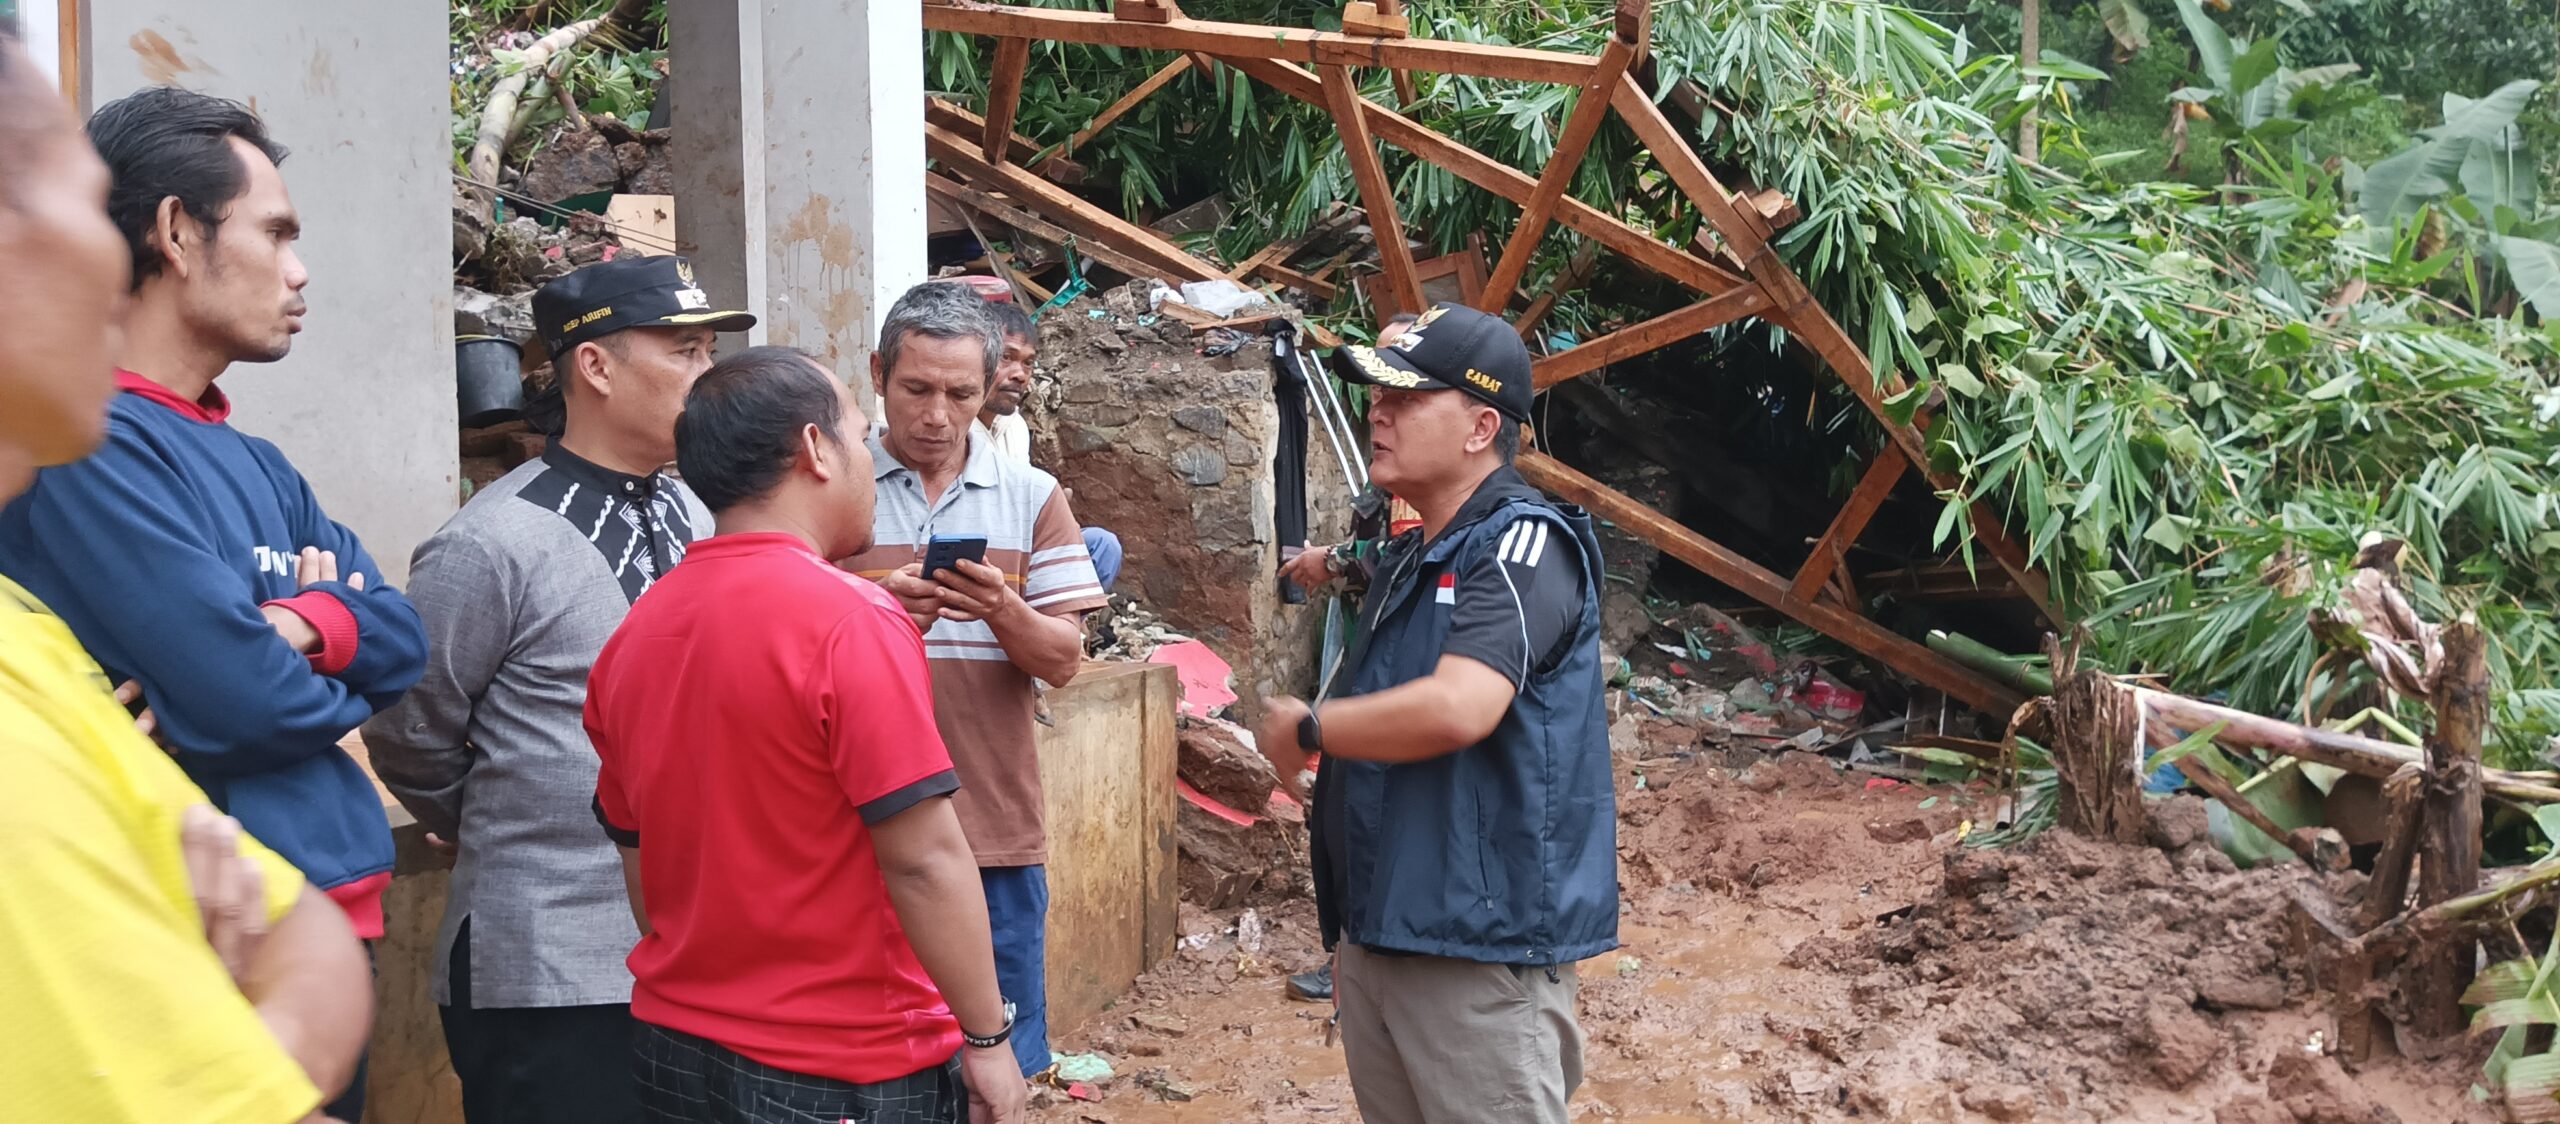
[820,602,960,824]
[586,657,641,846]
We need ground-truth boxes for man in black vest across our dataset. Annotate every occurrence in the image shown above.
[1255,303,1618,1124]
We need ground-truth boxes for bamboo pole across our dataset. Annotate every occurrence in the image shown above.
[2132,687,2560,804]
[461,0,651,231]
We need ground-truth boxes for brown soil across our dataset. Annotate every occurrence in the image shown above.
[1032,744,2494,1122]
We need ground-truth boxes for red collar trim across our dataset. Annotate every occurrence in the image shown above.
[114,370,231,423]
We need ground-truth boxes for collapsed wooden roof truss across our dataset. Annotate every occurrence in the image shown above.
[922,0,2049,714]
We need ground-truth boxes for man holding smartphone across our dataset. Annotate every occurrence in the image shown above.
[840,281,1107,1077]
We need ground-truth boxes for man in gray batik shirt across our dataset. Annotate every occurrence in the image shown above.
[364,257,754,1124]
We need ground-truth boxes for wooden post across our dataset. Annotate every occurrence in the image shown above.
[2411,618,2487,1038]
[1319,62,1427,316]
[982,37,1032,164]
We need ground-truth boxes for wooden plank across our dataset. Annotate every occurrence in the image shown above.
[1518,450,2021,714]
[982,37,1032,163]
[1216,54,1748,297]
[1321,63,1427,316]
[1478,35,1639,312]
[1226,203,1358,281]
[925,1,1599,85]
[1066,55,1194,156]
[1039,661,1182,1033]
[1254,261,1341,301]
[921,131,1222,283]
[1529,287,1773,389]
[1789,446,1906,604]
[924,173,1174,283]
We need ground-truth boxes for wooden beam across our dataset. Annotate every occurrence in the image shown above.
[1518,450,2022,714]
[924,173,1172,283]
[1789,446,1906,604]
[1515,240,1601,342]
[1529,287,1773,389]
[1066,55,1194,156]
[1321,63,1426,316]
[1114,0,1181,22]
[1341,1,1410,36]
[982,37,1032,164]
[924,1,1600,85]
[927,98,1084,182]
[1609,75,1772,258]
[1216,54,1747,297]
[1226,204,1358,281]
[1477,34,1640,313]
[925,126,1223,283]
[1253,261,1342,301]
[1623,78,2056,620]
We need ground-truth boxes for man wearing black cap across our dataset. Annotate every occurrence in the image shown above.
[365,255,754,1124]
[1253,302,1618,1124]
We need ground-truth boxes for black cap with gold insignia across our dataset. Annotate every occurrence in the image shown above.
[532,255,757,358]
[1328,302,1533,421]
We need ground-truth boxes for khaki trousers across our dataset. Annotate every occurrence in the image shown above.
[1334,943,1585,1124]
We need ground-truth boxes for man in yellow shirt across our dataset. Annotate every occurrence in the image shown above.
[0,33,374,1122]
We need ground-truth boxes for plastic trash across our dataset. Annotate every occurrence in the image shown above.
[1178,278,1270,318]
[1053,1053,1114,1084]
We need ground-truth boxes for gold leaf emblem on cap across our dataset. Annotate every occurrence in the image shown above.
[675,260,695,286]
[1348,346,1423,388]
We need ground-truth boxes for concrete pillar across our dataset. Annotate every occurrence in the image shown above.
[672,1,927,398]
[79,3,459,583]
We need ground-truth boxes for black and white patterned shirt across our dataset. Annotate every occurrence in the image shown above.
[361,443,712,1009]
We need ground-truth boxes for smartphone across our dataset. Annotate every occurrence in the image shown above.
[923,535,990,581]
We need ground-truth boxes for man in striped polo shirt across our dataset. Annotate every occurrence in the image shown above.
[841,281,1108,1077]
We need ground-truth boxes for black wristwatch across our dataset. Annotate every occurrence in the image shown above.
[962,1006,1016,1051]
[1298,706,1325,753]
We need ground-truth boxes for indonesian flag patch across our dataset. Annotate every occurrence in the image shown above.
[1436,572,1457,605]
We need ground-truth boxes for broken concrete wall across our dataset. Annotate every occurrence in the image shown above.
[1026,298,1353,707]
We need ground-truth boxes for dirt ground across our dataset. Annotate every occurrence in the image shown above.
[1032,742,2497,1123]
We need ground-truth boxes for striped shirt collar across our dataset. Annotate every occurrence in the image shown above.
[867,424,1002,490]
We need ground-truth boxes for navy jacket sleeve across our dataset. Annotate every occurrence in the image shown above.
[20,429,403,778]
[271,453,427,703]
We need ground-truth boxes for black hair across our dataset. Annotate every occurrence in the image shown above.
[1493,415,1520,463]
[986,299,1039,349]
[86,86,288,291]
[675,346,844,513]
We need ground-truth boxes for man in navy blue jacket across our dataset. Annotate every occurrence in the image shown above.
[1255,304,1616,1124]
[0,86,425,1122]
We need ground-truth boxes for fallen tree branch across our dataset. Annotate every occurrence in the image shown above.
[462,0,651,228]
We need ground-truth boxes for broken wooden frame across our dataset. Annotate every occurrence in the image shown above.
[922,0,2055,714]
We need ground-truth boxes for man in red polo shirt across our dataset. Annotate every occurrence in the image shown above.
[585,346,1026,1124]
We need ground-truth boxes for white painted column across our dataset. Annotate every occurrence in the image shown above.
[81,1,457,582]
[673,1,927,399]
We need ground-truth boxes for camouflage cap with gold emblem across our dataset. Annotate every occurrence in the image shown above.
[1328,302,1533,421]
[532,255,758,358]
